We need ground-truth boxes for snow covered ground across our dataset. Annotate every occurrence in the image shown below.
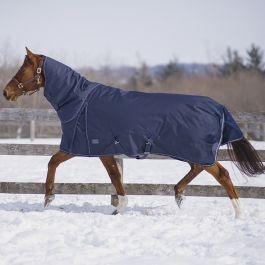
[0,138,265,265]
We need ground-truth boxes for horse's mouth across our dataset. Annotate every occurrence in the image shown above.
[7,95,18,102]
[3,90,19,101]
[11,96,18,102]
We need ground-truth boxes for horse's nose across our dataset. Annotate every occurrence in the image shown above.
[3,89,8,99]
[3,89,11,100]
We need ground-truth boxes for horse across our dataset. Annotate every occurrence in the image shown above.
[3,48,265,218]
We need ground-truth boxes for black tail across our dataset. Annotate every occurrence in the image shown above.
[227,137,265,177]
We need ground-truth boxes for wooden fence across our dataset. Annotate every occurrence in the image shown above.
[1,108,265,140]
[0,108,265,202]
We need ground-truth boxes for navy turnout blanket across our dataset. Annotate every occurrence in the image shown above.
[43,57,243,165]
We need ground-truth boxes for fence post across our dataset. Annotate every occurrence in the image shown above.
[242,122,248,138]
[262,124,265,141]
[111,158,123,207]
[30,120,35,141]
[16,125,22,139]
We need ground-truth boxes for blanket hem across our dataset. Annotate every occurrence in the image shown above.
[59,148,219,166]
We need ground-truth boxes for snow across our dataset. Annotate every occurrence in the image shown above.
[0,138,265,265]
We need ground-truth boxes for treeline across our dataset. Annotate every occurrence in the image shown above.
[0,44,264,112]
[121,44,265,112]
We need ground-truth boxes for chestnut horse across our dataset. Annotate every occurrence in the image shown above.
[3,48,265,218]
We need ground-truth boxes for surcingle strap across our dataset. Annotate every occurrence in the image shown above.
[136,140,152,159]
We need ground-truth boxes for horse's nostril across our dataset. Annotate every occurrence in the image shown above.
[3,90,10,100]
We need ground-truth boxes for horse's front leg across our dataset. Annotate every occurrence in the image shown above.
[100,156,127,215]
[44,151,73,207]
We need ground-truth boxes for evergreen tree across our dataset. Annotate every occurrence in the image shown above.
[246,44,264,72]
[138,62,153,86]
[221,47,245,76]
[127,62,153,90]
[160,60,182,81]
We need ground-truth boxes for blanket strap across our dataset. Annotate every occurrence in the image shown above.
[144,140,152,154]
[136,139,152,159]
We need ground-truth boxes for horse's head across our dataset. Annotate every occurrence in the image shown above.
[3,47,45,101]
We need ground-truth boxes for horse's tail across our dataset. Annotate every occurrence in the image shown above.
[227,137,265,177]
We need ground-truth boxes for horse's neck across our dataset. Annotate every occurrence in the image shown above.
[44,57,85,109]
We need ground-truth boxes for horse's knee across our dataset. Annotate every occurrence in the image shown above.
[48,155,62,169]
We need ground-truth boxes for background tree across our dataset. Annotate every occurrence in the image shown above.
[138,62,153,87]
[246,44,264,73]
[221,47,245,76]
[127,62,153,90]
[160,59,182,81]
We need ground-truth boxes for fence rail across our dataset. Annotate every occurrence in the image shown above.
[1,108,265,123]
[0,143,265,161]
[0,182,264,199]
[0,108,58,122]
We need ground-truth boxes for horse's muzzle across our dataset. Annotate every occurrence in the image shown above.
[3,89,8,99]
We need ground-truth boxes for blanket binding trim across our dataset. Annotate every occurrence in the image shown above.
[213,112,225,165]
[85,104,91,154]
[60,83,100,124]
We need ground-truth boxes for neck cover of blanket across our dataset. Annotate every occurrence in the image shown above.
[43,56,243,165]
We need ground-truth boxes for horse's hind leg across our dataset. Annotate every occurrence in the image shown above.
[174,163,203,207]
[100,156,127,215]
[44,151,73,207]
[204,162,242,218]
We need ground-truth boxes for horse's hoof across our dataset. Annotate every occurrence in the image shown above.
[116,195,128,213]
[175,194,184,208]
[111,195,128,215]
[44,194,55,207]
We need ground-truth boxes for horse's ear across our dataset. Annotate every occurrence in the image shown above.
[25,47,36,62]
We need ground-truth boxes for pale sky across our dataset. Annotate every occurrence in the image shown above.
[0,0,264,67]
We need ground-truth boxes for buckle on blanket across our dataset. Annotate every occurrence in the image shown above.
[144,140,152,154]
[136,139,152,159]
[114,136,120,145]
